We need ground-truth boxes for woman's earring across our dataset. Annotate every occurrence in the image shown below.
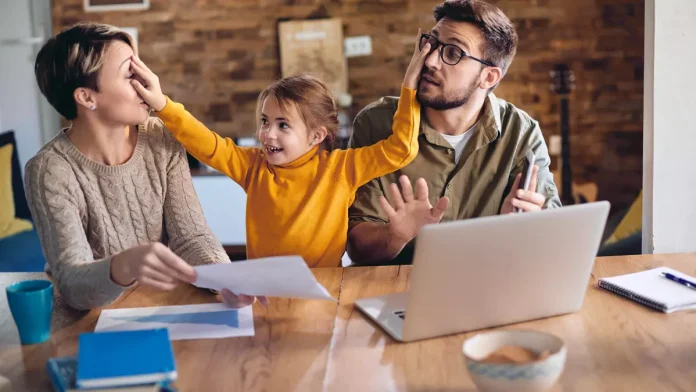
[89,105,96,111]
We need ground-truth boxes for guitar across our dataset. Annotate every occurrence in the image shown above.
[550,64,598,205]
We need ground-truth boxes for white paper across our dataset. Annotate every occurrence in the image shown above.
[95,303,254,340]
[193,256,336,301]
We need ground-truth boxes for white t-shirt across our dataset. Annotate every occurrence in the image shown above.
[440,130,474,163]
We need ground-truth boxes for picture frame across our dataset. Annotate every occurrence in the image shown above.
[84,0,150,13]
[278,18,348,98]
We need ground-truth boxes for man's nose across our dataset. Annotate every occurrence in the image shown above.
[424,46,442,70]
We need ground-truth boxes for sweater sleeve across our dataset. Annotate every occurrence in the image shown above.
[24,154,129,311]
[332,85,420,190]
[157,97,259,190]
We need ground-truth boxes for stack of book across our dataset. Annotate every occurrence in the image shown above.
[47,329,178,392]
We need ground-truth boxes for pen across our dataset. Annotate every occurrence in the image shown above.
[662,272,696,291]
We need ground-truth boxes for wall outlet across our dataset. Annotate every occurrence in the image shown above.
[549,135,562,156]
[344,36,372,58]
[120,27,138,47]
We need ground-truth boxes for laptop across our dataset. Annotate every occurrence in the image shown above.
[354,201,610,342]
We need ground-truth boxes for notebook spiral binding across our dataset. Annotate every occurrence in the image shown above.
[598,279,668,312]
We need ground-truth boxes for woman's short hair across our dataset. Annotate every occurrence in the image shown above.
[35,22,134,120]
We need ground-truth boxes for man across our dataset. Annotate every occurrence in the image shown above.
[347,0,561,265]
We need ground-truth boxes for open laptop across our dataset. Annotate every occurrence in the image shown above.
[355,201,610,342]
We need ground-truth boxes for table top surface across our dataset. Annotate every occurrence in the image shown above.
[2,253,695,392]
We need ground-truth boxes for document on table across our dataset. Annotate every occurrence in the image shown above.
[193,256,336,301]
[95,303,254,340]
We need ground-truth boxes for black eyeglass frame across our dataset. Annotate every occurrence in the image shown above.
[419,33,496,67]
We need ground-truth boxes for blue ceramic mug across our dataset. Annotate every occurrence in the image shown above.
[6,280,54,345]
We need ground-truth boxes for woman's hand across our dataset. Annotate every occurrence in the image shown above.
[110,242,196,290]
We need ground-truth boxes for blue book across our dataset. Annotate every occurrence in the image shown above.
[46,356,168,392]
[76,329,177,389]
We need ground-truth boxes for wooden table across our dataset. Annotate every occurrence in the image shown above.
[1,254,696,391]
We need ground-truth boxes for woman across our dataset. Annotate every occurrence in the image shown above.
[26,22,259,310]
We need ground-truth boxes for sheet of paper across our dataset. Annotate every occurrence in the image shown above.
[193,256,336,301]
[95,303,254,340]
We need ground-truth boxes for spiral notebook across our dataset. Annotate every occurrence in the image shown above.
[598,267,696,313]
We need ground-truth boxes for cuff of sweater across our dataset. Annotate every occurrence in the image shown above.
[157,96,178,119]
[396,85,419,118]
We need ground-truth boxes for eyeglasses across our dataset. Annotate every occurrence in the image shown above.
[419,33,495,67]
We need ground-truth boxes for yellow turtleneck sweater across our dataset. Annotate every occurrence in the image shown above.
[157,85,419,267]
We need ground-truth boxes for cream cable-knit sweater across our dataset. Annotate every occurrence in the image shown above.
[24,118,229,310]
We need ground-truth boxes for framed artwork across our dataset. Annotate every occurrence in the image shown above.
[84,0,150,12]
[278,18,348,97]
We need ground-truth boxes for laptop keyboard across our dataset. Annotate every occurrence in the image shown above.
[394,310,406,320]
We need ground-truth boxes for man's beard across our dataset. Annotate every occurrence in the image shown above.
[416,72,481,111]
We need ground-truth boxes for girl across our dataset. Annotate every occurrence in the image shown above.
[130,31,431,269]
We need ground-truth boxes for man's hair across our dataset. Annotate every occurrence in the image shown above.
[434,0,518,75]
[35,22,134,120]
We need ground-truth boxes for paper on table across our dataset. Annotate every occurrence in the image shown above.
[193,256,336,301]
[95,303,254,340]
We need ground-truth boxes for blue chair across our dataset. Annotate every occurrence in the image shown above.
[0,130,46,272]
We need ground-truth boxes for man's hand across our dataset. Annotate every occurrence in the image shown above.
[380,175,449,244]
[500,165,546,214]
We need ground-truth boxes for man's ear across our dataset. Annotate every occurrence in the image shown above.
[479,67,503,90]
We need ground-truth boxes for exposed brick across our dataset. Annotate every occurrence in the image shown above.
[208,103,233,122]
[228,50,249,60]
[584,58,611,71]
[182,61,200,75]
[53,0,644,212]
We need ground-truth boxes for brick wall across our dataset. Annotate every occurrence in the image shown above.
[53,0,644,212]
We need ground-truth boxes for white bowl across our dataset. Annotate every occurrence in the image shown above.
[462,330,566,392]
